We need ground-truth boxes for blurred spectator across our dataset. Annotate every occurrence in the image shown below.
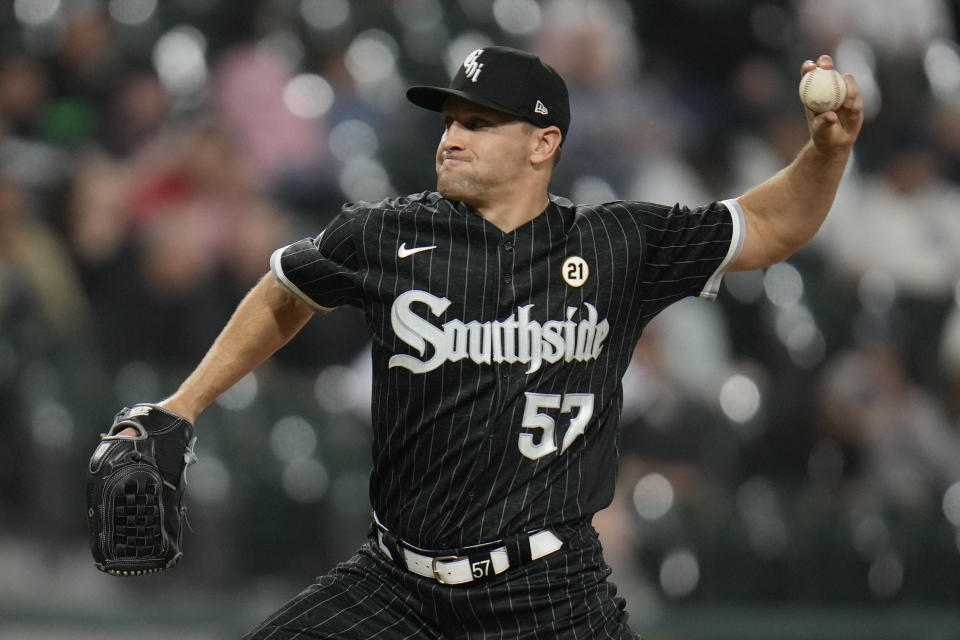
[598,333,715,619]
[940,291,960,421]
[212,41,330,193]
[0,53,49,137]
[0,174,93,534]
[0,52,70,211]
[533,0,703,200]
[728,56,819,196]
[0,176,92,346]
[96,68,171,158]
[46,5,125,112]
[69,121,295,367]
[816,338,960,510]
[817,125,960,387]
[796,0,954,56]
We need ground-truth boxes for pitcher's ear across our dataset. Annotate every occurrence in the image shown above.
[531,126,562,166]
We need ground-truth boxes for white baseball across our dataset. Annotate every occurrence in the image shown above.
[798,67,847,113]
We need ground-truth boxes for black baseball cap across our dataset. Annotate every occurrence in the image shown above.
[407,46,570,141]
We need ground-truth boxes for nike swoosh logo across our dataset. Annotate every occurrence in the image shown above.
[398,242,437,258]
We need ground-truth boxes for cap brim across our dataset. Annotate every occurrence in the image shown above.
[406,86,525,119]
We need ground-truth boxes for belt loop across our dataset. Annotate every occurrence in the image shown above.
[381,529,404,565]
[372,511,405,566]
[504,532,532,569]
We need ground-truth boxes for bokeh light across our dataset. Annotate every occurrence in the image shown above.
[718,373,761,424]
[108,0,158,26]
[659,548,700,598]
[153,26,208,96]
[300,0,350,31]
[282,458,330,503]
[632,472,674,521]
[13,0,60,25]
[190,453,231,504]
[283,73,335,119]
[867,553,904,599]
[942,482,960,526]
[925,38,960,100]
[216,372,259,411]
[270,415,319,463]
[763,262,804,309]
[30,400,74,451]
[329,119,378,161]
[492,0,542,35]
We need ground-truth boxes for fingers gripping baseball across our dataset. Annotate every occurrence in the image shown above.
[800,55,863,153]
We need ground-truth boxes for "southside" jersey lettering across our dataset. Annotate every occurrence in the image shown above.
[389,289,610,375]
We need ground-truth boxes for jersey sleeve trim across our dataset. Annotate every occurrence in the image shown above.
[699,198,745,300]
[270,246,335,313]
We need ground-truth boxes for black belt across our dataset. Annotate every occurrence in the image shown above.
[372,514,563,585]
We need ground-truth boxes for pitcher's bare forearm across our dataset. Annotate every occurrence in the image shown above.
[734,139,852,270]
[160,273,315,421]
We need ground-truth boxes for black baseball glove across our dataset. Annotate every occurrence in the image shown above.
[86,404,198,576]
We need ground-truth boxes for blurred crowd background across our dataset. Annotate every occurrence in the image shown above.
[2,0,960,638]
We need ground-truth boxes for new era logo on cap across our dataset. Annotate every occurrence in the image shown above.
[406,46,570,141]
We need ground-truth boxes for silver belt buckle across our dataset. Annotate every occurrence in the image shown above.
[431,555,464,584]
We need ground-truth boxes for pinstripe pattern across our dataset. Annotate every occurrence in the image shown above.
[245,522,637,639]
[265,190,742,637]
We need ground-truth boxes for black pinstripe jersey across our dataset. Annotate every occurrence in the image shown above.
[271,191,744,548]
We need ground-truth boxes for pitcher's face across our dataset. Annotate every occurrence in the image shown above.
[435,98,535,206]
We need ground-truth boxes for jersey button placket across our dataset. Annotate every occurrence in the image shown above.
[500,235,515,381]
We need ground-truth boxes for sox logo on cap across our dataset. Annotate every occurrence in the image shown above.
[463,49,484,83]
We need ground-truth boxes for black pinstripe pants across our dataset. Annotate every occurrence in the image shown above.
[244,521,640,639]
